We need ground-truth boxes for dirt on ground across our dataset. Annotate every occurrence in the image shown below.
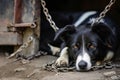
[0,53,120,80]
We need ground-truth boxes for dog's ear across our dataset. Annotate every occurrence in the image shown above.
[92,23,114,47]
[92,23,111,36]
[54,25,76,41]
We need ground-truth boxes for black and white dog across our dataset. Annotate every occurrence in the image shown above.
[42,11,120,71]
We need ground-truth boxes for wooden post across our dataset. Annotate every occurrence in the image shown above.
[14,0,23,23]
[19,0,40,58]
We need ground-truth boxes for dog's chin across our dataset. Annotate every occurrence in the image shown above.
[76,68,91,72]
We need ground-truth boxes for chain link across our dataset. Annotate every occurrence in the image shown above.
[40,0,59,32]
[41,0,116,28]
[92,0,116,25]
[8,36,34,59]
[42,61,120,72]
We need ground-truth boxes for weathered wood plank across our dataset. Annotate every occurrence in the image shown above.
[0,32,22,45]
[19,0,40,57]
[0,0,14,32]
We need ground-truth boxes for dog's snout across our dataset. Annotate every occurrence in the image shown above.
[78,61,87,69]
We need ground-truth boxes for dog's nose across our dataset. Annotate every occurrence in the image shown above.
[78,61,87,69]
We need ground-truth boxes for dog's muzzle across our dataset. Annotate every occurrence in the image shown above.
[76,53,92,71]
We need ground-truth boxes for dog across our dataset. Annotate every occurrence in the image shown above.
[48,11,120,71]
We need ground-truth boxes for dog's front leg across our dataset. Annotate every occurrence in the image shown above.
[55,47,69,67]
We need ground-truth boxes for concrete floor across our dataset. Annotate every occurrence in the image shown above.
[0,54,119,80]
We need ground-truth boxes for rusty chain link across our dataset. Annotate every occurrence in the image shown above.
[42,61,120,72]
[41,0,116,27]
[8,36,34,59]
[92,0,116,25]
[40,0,59,32]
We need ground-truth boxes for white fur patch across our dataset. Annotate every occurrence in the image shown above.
[55,47,69,66]
[60,47,68,57]
[76,52,92,71]
[48,44,60,55]
[104,51,114,62]
[74,11,97,27]
[89,18,105,25]
[76,37,92,71]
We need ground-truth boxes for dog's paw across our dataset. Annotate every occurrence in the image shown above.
[55,57,69,67]
[95,61,102,66]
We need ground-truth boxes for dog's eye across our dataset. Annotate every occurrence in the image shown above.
[72,45,79,49]
[72,43,80,49]
[73,45,78,49]
[89,45,96,49]
[87,43,96,49]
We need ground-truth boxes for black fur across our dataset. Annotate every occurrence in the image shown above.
[55,12,120,70]
[40,11,120,71]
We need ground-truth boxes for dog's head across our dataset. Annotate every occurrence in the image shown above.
[54,23,116,71]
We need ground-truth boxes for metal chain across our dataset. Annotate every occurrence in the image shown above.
[40,0,59,32]
[8,36,34,59]
[41,0,116,29]
[42,61,120,72]
[92,0,116,25]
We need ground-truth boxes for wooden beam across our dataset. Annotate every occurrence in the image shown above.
[0,32,22,45]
